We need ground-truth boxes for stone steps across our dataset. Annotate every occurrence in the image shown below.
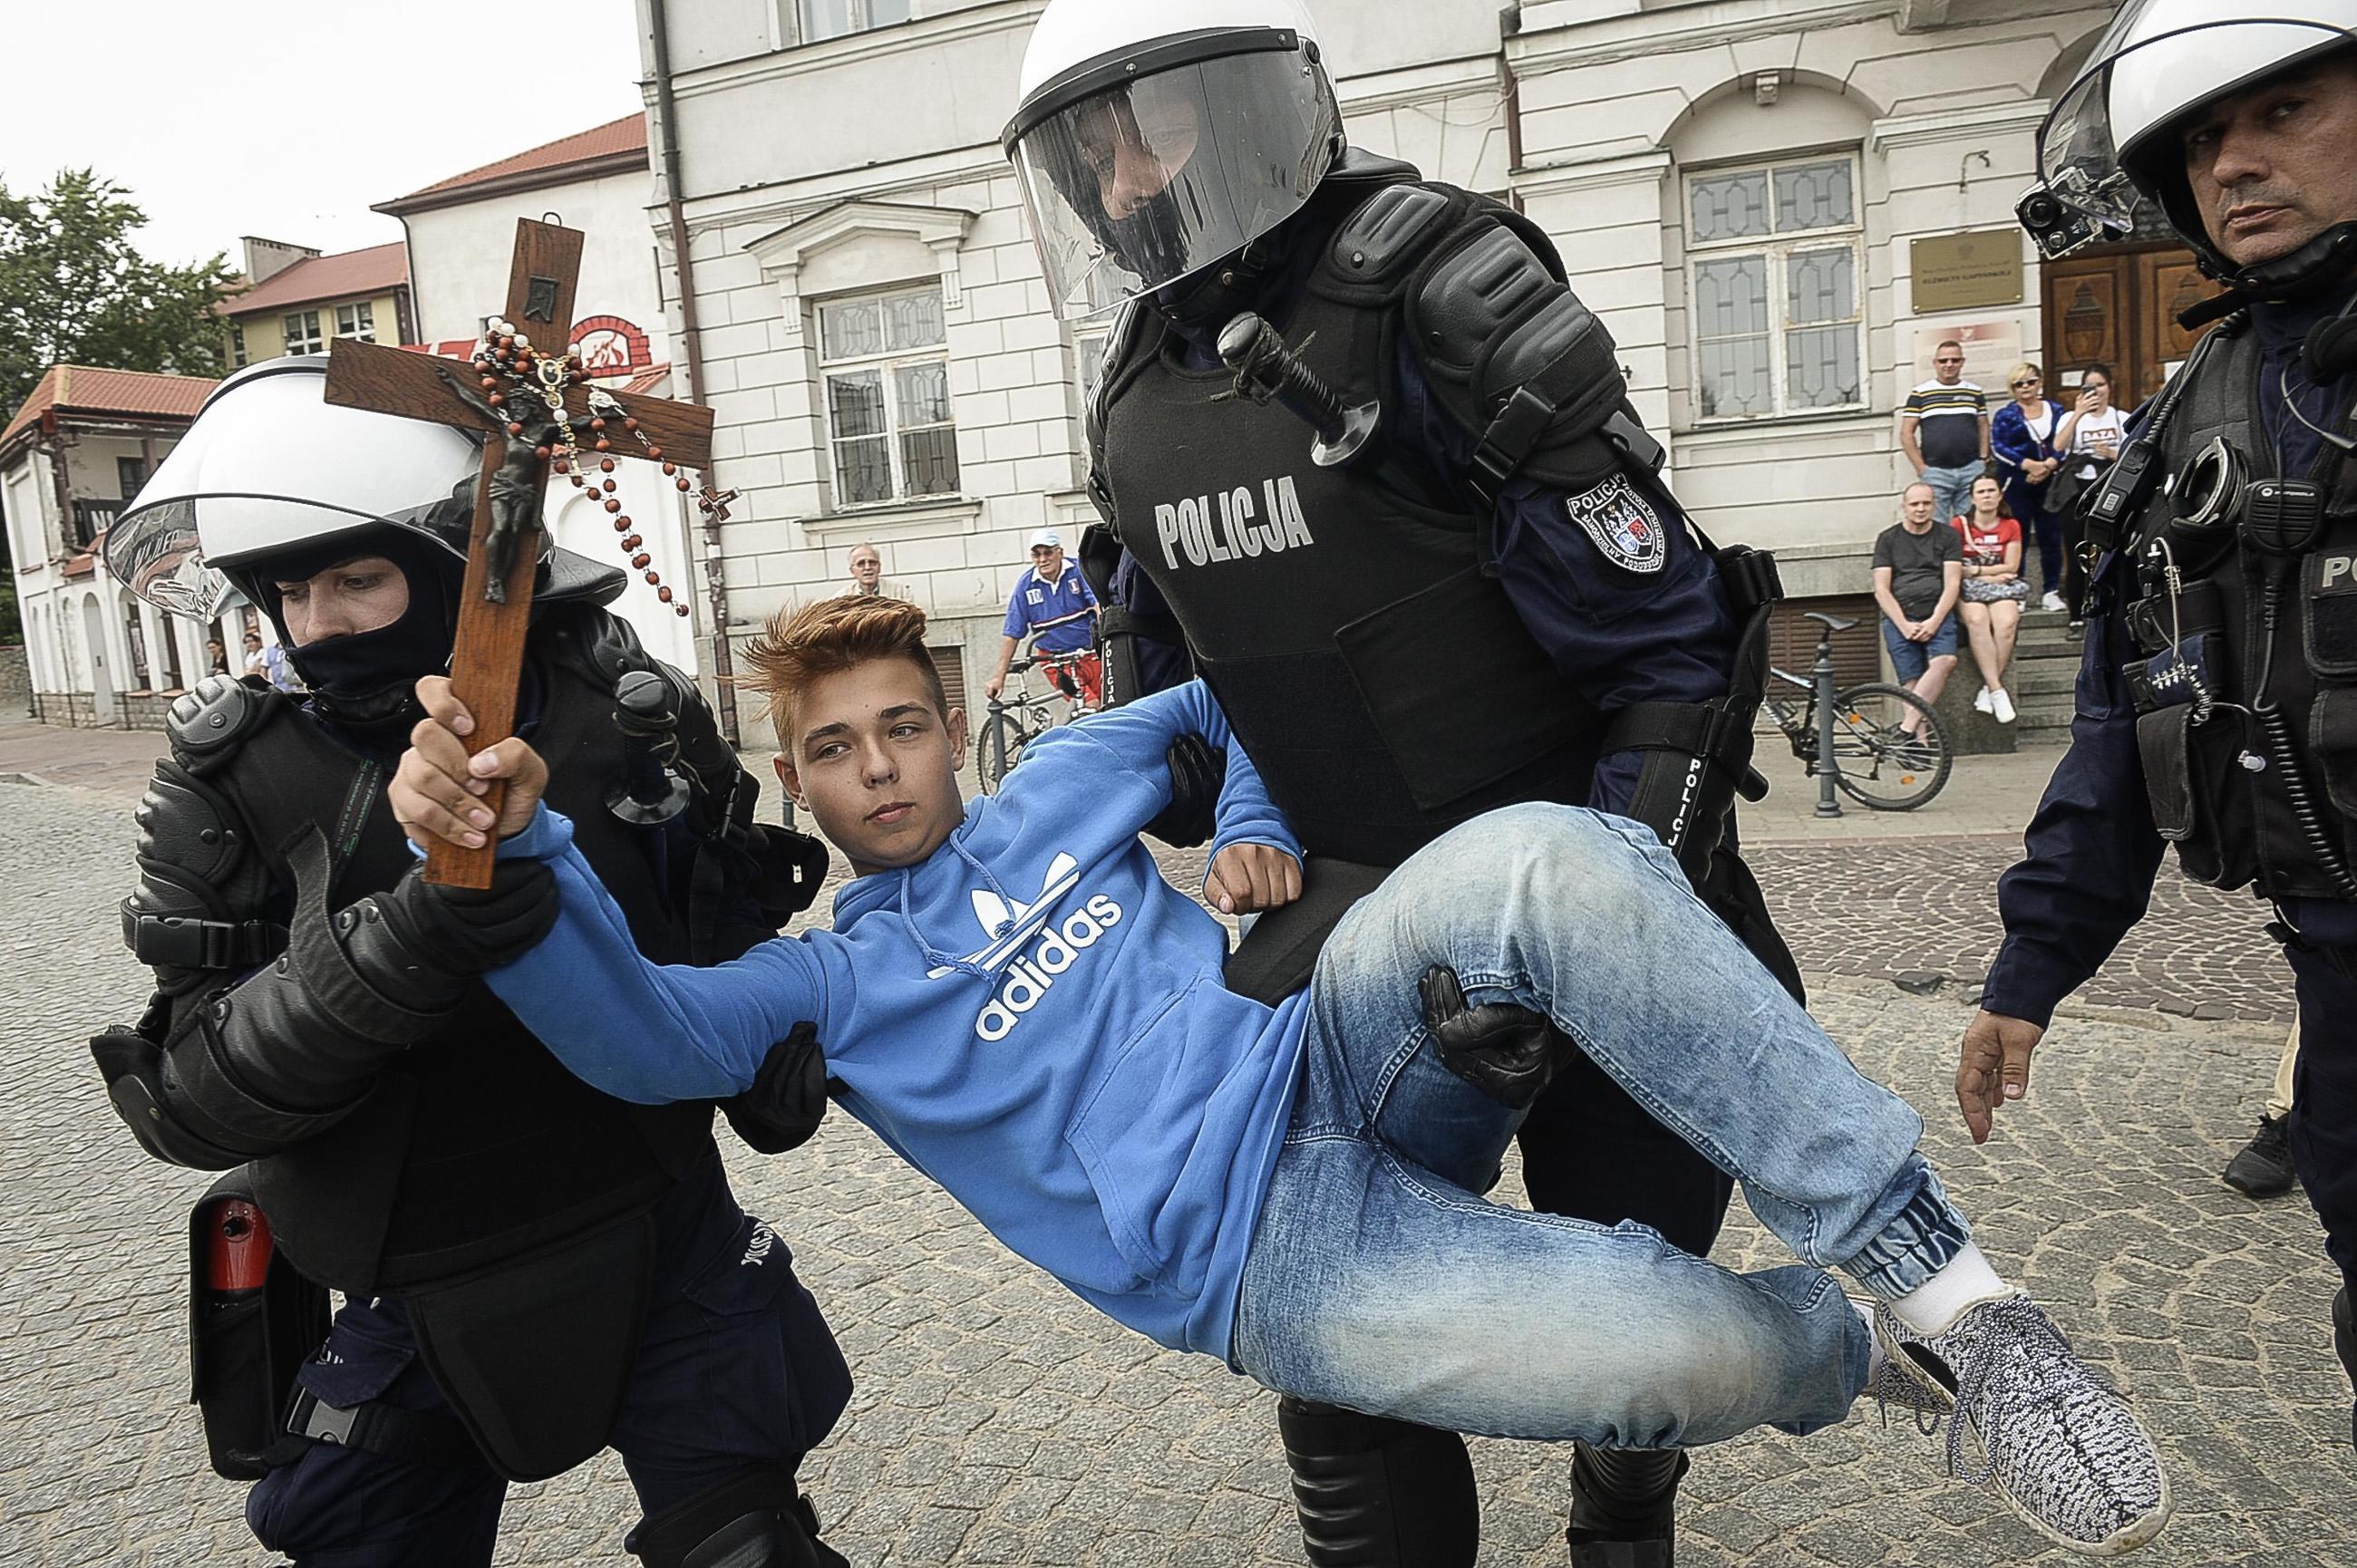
[1976,606,2081,744]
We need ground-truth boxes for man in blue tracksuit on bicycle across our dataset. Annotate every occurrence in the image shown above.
[986,528,1101,710]
[389,592,2173,1560]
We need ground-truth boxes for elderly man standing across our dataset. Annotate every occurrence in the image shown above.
[844,542,914,602]
[1961,0,2357,1448]
[985,528,1101,709]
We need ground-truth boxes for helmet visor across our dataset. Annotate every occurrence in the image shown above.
[1008,45,1339,320]
[105,357,483,619]
[2040,9,2354,228]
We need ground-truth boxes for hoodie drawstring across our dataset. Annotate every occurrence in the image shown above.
[896,838,1020,982]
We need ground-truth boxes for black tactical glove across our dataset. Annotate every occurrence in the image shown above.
[1419,964,1576,1111]
[368,860,562,987]
[1143,732,1225,848]
[722,1021,831,1155]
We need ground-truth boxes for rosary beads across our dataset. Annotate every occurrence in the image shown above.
[470,320,694,617]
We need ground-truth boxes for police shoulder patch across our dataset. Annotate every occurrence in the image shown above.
[1565,473,1666,575]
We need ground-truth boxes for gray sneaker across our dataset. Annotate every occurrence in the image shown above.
[1873,1294,2170,1556]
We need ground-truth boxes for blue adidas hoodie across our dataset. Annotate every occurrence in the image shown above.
[481,680,1310,1359]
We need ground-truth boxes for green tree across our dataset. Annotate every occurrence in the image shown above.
[0,169,238,414]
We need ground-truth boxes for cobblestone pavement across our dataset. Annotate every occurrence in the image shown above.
[3,774,2352,1568]
[1743,836,2294,1026]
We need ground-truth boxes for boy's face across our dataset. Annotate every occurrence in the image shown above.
[775,658,967,876]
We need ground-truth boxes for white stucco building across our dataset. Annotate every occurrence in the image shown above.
[5,367,228,728]
[635,0,2192,730]
[379,112,704,673]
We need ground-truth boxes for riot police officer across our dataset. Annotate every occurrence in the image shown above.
[1963,0,2357,1447]
[1002,4,1800,1562]
[94,357,854,1565]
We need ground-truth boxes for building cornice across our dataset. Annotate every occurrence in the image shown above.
[373,150,651,218]
[1510,148,1673,200]
[745,199,979,341]
[1508,0,1899,72]
[1867,102,2051,153]
[667,0,1042,106]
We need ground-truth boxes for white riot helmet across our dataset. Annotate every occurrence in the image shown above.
[107,356,481,621]
[2032,0,2357,274]
[1002,0,1343,321]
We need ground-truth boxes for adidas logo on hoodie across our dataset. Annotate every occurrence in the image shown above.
[974,893,1125,1040]
[924,852,1125,1040]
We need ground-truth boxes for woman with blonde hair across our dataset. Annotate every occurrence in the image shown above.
[1989,361,2069,612]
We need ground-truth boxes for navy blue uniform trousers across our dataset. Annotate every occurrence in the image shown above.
[246,1154,849,1566]
[2289,944,2357,1302]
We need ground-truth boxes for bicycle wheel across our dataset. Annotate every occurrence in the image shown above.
[1826,683,1953,810]
[975,711,1031,796]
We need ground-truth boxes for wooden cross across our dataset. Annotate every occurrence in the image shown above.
[323,218,715,887]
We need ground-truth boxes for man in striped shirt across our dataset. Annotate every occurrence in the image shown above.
[1900,341,1991,523]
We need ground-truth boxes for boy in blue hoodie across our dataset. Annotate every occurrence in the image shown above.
[391,595,2170,1557]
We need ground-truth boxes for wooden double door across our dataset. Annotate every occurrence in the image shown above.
[2040,244,2216,402]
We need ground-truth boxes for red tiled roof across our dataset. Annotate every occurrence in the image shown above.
[377,114,649,214]
[219,242,410,319]
[2,364,218,451]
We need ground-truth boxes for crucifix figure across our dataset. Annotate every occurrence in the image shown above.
[323,218,715,888]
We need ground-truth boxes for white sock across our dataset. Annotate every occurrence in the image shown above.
[1853,1296,1887,1383]
[1887,1241,2012,1336]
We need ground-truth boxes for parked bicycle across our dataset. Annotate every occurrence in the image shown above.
[1763,611,1953,811]
[975,647,1095,794]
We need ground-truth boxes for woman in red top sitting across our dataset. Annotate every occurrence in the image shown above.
[1953,474,2028,724]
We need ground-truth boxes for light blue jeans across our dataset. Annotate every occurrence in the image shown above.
[1922,462,1983,524]
[1229,804,1971,1448]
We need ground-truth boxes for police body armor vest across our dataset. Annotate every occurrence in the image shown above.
[1096,185,1601,869]
[2118,311,2357,900]
[199,613,714,1297]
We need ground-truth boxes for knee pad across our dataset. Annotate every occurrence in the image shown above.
[1420,965,1576,1111]
[1276,1397,1478,1568]
[1567,1442,1687,1563]
[626,1466,845,1568]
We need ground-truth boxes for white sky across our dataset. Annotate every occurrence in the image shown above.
[5,0,650,269]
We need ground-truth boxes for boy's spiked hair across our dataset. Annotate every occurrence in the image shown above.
[743,594,951,743]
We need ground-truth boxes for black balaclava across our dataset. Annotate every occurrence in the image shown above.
[252,527,462,734]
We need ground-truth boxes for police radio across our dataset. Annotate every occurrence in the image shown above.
[2080,435,2163,554]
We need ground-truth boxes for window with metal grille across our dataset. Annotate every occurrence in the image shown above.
[816,287,959,508]
[1075,326,1111,405]
[799,0,908,44]
[1685,156,1866,421]
[283,311,324,356]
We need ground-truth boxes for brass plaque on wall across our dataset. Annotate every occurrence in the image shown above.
[1911,231,2026,313]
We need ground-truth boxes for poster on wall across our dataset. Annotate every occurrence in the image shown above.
[1909,321,2028,388]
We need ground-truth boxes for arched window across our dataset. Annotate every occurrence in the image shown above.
[1685,155,1866,419]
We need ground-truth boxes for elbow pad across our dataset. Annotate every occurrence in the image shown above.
[166,831,553,1128]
